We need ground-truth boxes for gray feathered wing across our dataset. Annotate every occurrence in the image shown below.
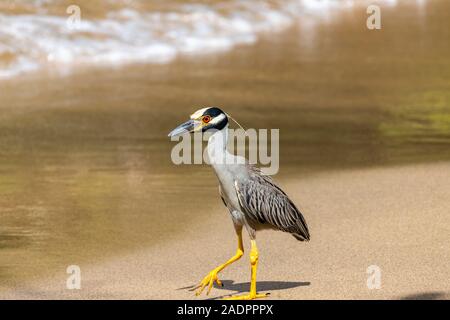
[234,167,310,241]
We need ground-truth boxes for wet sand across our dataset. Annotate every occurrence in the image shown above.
[1,0,450,298]
[2,162,449,299]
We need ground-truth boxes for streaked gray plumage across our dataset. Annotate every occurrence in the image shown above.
[234,165,310,241]
[218,164,309,242]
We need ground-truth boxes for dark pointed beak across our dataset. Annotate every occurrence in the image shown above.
[168,119,198,138]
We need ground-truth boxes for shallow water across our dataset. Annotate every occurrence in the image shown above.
[1,0,450,287]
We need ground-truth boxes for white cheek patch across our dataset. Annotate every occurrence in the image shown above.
[190,107,209,119]
[209,113,226,125]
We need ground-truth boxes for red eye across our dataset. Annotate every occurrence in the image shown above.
[202,115,211,123]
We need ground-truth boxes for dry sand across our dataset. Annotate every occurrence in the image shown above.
[2,162,449,300]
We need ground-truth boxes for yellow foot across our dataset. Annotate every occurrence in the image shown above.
[223,293,269,300]
[194,269,223,296]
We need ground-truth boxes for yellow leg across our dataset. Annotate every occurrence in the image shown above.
[223,239,269,300]
[195,231,244,296]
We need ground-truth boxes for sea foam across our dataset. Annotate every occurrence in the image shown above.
[0,0,402,79]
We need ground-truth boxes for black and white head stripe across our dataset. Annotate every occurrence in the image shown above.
[190,107,228,131]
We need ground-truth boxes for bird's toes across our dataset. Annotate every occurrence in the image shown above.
[194,281,207,296]
[194,269,223,296]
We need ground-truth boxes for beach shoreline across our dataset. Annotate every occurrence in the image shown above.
[1,0,449,298]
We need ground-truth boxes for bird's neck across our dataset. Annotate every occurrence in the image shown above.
[207,125,229,165]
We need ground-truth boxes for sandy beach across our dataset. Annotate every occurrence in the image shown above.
[2,162,449,299]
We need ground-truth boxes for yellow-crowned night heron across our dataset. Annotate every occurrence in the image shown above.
[168,107,310,300]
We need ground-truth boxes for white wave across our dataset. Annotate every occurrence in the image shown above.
[0,0,413,80]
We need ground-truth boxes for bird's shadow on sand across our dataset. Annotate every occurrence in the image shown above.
[179,280,310,300]
[399,291,449,300]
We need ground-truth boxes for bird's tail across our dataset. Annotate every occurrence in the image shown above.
[292,219,310,241]
[293,233,310,242]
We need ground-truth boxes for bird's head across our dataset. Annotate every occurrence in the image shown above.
[168,107,228,138]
